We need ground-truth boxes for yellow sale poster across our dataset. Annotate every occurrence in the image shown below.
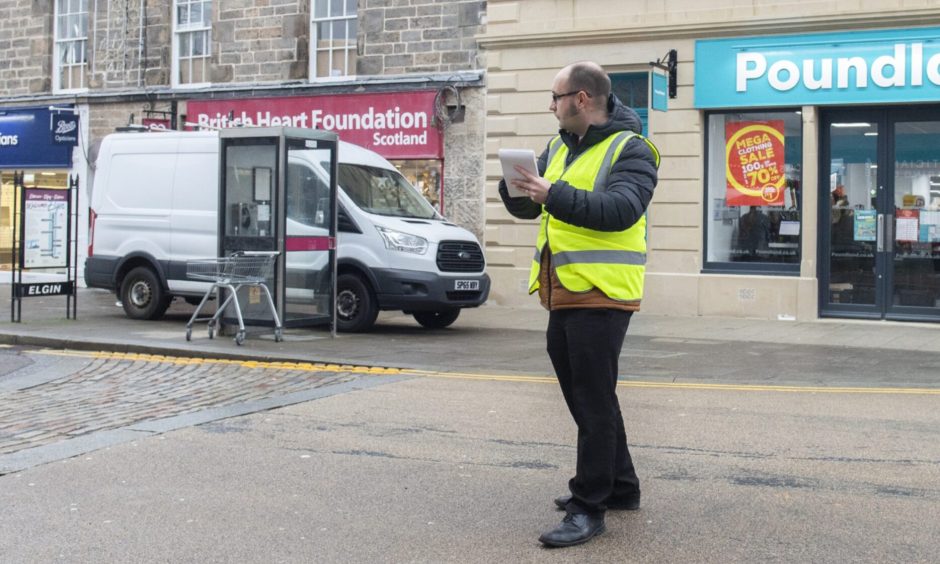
[725,120,786,207]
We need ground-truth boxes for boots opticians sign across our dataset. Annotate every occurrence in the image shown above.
[695,27,940,108]
[0,107,74,167]
[186,91,442,159]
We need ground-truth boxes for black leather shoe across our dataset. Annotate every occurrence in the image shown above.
[538,512,606,547]
[554,494,640,511]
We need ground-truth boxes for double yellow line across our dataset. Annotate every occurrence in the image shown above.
[30,348,402,375]
[30,349,940,395]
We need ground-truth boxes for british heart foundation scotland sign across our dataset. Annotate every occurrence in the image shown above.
[725,120,786,207]
[186,91,442,160]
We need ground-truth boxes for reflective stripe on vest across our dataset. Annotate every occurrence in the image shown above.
[531,249,647,266]
[553,249,647,267]
[528,131,652,301]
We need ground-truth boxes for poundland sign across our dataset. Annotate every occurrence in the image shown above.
[695,26,940,108]
[187,91,442,159]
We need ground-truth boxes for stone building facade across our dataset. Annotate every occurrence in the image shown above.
[479,0,940,326]
[0,0,53,95]
[0,0,488,273]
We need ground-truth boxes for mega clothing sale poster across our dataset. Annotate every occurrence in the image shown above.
[725,120,786,207]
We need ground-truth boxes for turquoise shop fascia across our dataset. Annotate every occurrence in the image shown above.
[695,26,940,108]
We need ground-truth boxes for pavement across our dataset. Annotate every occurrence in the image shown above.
[3,284,940,385]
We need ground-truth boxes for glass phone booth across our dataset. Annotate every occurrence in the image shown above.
[218,127,339,336]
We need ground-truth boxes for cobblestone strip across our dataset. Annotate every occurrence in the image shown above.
[0,350,403,456]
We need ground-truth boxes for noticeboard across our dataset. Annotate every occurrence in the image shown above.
[10,173,79,322]
[22,188,70,268]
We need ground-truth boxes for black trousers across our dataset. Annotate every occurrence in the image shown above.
[546,308,640,515]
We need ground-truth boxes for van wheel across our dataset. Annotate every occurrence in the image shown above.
[413,309,460,329]
[336,274,378,333]
[120,266,170,320]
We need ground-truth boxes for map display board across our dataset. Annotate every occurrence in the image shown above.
[22,188,69,268]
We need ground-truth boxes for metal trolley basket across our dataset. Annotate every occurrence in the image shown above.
[185,251,282,345]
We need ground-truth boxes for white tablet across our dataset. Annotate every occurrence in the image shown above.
[498,148,539,198]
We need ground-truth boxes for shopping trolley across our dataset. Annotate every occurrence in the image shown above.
[185,251,283,345]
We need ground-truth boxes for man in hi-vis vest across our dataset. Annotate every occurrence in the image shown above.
[499,61,660,548]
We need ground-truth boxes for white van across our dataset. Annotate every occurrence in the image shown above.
[84,130,490,332]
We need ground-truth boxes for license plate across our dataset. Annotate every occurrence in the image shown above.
[454,279,479,291]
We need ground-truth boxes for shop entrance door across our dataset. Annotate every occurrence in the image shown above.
[821,107,940,321]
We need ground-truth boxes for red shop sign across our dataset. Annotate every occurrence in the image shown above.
[186,91,443,159]
[142,117,171,131]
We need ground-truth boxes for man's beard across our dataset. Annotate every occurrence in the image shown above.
[558,104,580,131]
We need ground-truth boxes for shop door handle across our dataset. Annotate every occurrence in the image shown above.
[877,213,884,252]
[885,213,893,253]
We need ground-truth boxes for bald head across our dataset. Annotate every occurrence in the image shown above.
[559,61,611,110]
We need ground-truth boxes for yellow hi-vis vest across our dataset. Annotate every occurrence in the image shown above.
[528,131,659,301]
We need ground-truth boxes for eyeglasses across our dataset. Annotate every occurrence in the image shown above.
[551,90,587,103]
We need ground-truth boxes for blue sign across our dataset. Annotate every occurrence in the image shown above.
[52,114,79,146]
[651,72,668,112]
[695,26,940,108]
[0,107,75,168]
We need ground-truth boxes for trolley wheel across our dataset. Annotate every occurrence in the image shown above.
[185,328,192,342]
[274,328,283,342]
[235,331,245,346]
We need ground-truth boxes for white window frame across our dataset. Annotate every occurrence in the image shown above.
[309,0,358,81]
[172,0,212,88]
[53,0,89,93]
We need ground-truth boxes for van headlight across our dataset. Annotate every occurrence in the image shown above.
[376,227,428,255]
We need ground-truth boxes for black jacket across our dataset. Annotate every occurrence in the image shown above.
[499,94,658,232]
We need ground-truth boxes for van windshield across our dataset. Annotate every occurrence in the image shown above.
[335,163,438,219]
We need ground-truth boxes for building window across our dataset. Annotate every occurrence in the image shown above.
[704,110,803,273]
[54,0,88,92]
[174,0,211,86]
[310,0,358,79]
[390,159,442,212]
[610,72,648,134]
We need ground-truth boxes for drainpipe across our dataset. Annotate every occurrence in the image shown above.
[138,0,146,86]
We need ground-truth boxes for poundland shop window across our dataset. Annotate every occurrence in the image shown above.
[704,110,803,272]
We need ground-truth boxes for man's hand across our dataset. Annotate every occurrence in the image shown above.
[510,165,551,205]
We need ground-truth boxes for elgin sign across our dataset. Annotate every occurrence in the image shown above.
[14,281,75,297]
